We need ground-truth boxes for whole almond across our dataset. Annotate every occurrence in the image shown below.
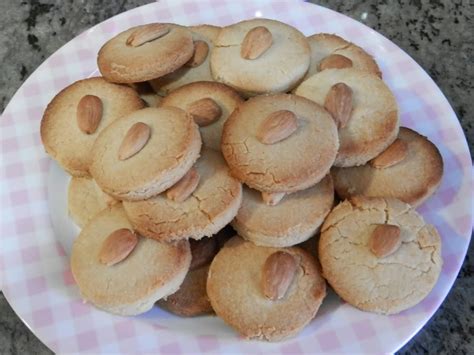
[324,82,353,129]
[99,228,138,266]
[240,26,273,60]
[166,167,200,202]
[262,251,298,301]
[261,191,285,206]
[369,224,401,258]
[126,23,170,47]
[370,139,408,169]
[189,238,218,270]
[319,54,353,71]
[118,122,151,161]
[185,40,209,68]
[257,110,298,145]
[76,95,103,134]
[186,98,222,127]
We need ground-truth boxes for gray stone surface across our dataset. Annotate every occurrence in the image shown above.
[0,0,472,354]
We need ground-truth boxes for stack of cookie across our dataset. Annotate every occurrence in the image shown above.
[40,18,444,342]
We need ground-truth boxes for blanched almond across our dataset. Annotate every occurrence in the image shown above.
[319,54,353,71]
[240,26,273,60]
[76,95,102,134]
[99,228,138,266]
[261,191,285,206]
[185,40,209,67]
[370,139,408,169]
[118,122,151,161]
[189,238,218,270]
[166,167,200,202]
[257,110,298,144]
[186,98,222,126]
[369,224,401,258]
[262,251,297,300]
[126,24,170,47]
[324,83,353,129]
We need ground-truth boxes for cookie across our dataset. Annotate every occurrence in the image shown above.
[123,148,242,241]
[221,94,339,193]
[305,33,381,79]
[319,196,442,315]
[210,18,310,96]
[149,25,221,95]
[207,236,326,341]
[295,68,399,167]
[70,204,191,316]
[160,81,243,151]
[332,127,444,207]
[98,23,194,83]
[40,77,144,176]
[68,176,117,228]
[90,107,201,201]
[232,174,334,247]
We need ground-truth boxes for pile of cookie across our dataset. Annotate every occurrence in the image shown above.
[40,18,444,341]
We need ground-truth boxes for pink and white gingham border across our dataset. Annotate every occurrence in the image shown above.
[1,0,472,353]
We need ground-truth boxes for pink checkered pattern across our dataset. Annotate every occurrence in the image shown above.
[1,0,472,353]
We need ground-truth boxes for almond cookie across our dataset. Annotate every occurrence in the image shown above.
[70,204,191,316]
[40,77,144,176]
[221,94,339,193]
[98,23,194,83]
[319,196,442,315]
[150,25,221,95]
[305,33,381,79]
[207,236,326,341]
[232,174,334,247]
[90,107,201,201]
[68,176,117,228]
[210,18,310,96]
[123,148,242,241]
[332,127,444,207]
[160,81,243,151]
[295,68,399,167]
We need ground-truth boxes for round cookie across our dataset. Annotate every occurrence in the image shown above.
[295,68,399,167]
[319,196,442,315]
[305,33,381,79]
[207,236,327,341]
[332,127,444,207]
[70,204,191,316]
[160,81,243,151]
[210,18,310,96]
[40,77,144,176]
[232,174,334,247]
[150,25,221,95]
[98,23,194,83]
[123,148,242,241]
[221,94,339,193]
[90,107,201,201]
[68,176,117,228]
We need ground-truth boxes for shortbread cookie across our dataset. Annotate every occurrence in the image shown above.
[123,148,242,241]
[305,33,381,79]
[40,77,144,176]
[232,174,334,247]
[90,107,201,201]
[221,94,339,193]
[319,196,442,315]
[207,236,326,341]
[68,176,117,228]
[160,81,243,151]
[98,23,194,83]
[150,25,221,95]
[210,18,310,96]
[295,68,399,167]
[332,127,444,207]
[70,204,191,316]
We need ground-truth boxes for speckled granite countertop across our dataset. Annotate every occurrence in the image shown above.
[0,0,472,354]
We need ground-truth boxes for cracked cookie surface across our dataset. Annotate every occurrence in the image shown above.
[319,196,442,315]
